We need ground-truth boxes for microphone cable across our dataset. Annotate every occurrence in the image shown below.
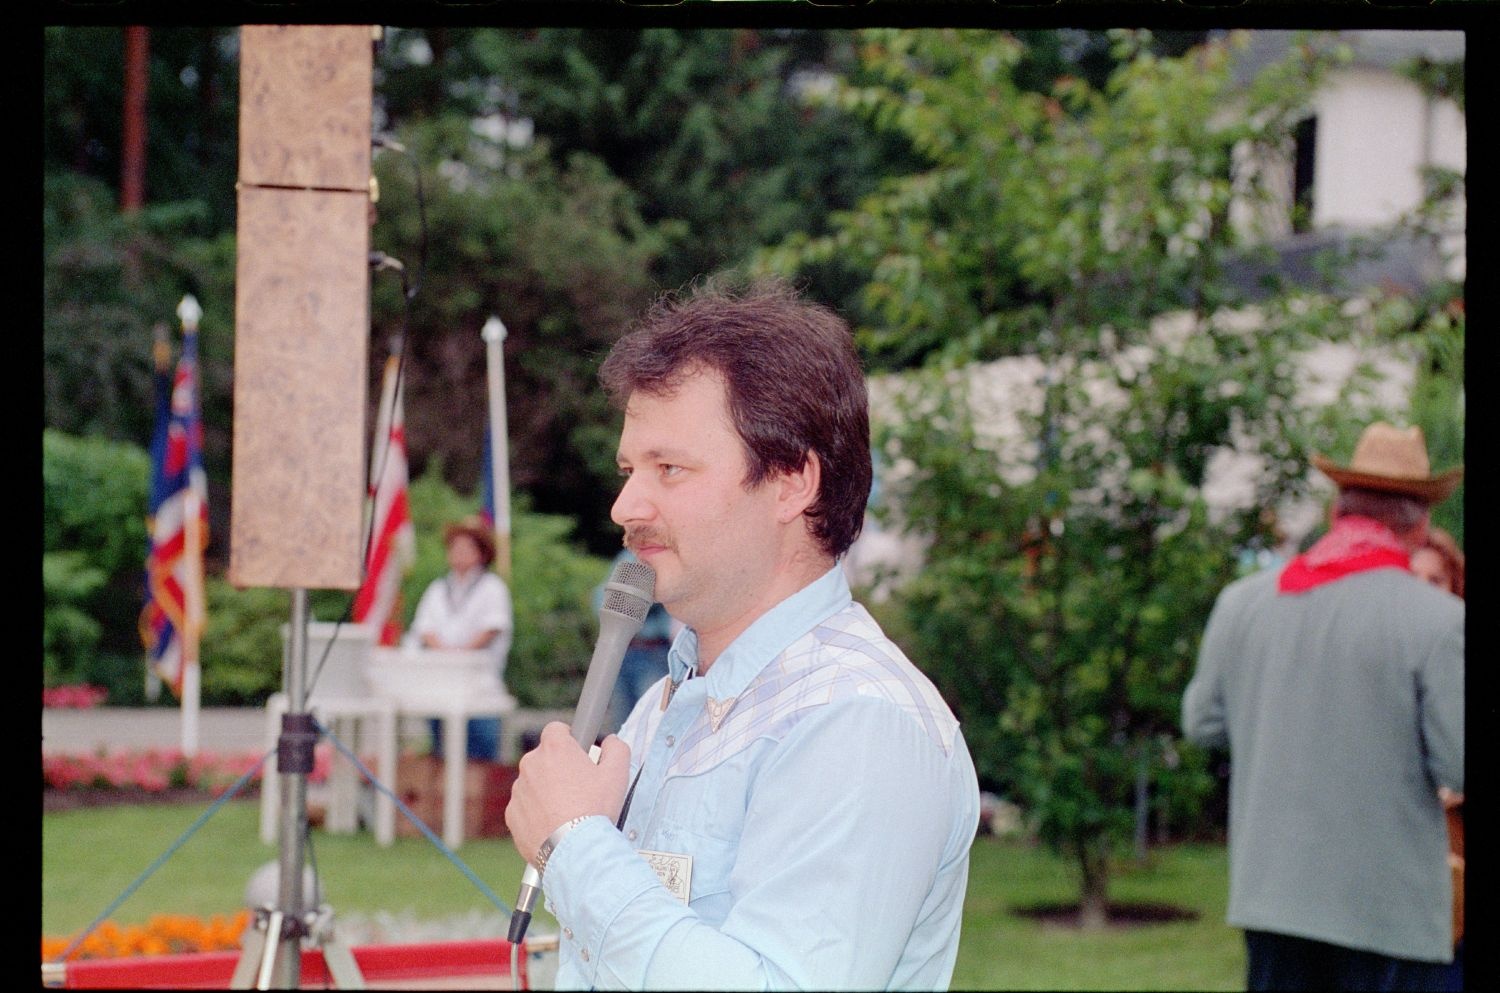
[355,127,429,621]
[362,75,431,628]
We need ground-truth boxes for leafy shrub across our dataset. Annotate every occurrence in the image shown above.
[200,582,290,706]
[43,430,149,697]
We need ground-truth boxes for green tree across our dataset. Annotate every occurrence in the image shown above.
[42,430,151,699]
[366,118,666,554]
[43,26,241,232]
[398,28,910,294]
[43,167,239,570]
[759,28,1432,925]
[365,27,933,550]
[41,26,672,563]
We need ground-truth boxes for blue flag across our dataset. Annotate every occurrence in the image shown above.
[480,422,496,527]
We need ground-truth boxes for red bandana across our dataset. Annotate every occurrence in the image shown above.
[1277,515,1412,594]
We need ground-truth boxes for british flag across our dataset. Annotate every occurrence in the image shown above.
[353,351,415,645]
[139,305,209,697]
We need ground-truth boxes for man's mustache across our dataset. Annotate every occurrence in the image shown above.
[623,528,671,553]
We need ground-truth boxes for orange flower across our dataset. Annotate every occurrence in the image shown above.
[43,910,251,960]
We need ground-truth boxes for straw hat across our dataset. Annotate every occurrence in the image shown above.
[1311,422,1463,505]
[443,515,497,567]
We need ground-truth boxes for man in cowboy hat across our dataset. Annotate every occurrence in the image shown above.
[406,515,514,760]
[1183,422,1464,991]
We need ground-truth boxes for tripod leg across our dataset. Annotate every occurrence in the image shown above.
[229,921,268,989]
[228,909,285,990]
[320,934,367,989]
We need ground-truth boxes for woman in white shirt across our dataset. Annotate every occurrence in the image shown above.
[405,516,513,760]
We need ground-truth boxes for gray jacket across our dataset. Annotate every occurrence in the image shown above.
[1183,565,1464,962]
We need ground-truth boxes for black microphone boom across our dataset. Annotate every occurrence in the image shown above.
[507,557,657,946]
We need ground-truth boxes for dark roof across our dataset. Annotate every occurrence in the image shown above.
[1222,228,1453,301]
[1220,29,1465,86]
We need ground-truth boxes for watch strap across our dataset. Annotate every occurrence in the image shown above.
[533,815,593,876]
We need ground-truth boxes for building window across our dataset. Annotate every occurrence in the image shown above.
[1292,116,1317,234]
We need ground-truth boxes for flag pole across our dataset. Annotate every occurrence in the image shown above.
[481,316,512,583]
[177,294,204,757]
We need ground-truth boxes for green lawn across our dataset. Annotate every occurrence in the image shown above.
[43,799,1243,989]
[957,836,1244,990]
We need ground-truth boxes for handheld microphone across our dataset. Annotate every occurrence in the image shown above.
[507,557,657,945]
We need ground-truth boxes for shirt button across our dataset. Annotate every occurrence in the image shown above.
[580,948,590,962]
[563,927,573,940]
[628,829,638,841]
[666,735,676,747]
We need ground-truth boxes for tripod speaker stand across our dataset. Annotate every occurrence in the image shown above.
[230,590,365,989]
[227,25,378,988]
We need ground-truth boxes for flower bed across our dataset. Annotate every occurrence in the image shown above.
[42,745,336,799]
[42,910,251,962]
[43,684,109,709]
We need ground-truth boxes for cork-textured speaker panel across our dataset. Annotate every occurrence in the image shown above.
[238,25,373,191]
[229,186,369,590]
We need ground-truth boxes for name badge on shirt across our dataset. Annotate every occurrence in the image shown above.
[637,849,693,904]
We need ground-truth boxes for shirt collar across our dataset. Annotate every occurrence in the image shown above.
[666,564,853,701]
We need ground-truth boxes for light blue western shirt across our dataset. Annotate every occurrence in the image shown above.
[541,565,980,990]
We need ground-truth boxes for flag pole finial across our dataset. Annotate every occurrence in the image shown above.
[177,294,202,331]
[481,315,507,344]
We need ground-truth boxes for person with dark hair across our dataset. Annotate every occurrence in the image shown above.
[1184,422,1464,992]
[505,279,980,990]
[406,516,514,761]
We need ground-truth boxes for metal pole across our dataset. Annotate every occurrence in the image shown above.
[273,588,313,988]
[481,316,512,583]
[177,294,205,757]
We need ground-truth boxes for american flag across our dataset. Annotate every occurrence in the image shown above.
[139,303,209,698]
[353,351,415,645]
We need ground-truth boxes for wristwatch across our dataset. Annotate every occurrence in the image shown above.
[534,816,592,876]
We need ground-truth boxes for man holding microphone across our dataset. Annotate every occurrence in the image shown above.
[506,279,980,990]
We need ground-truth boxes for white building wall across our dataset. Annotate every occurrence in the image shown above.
[1312,66,1463,229]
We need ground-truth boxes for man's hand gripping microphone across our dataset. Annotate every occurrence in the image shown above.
[507,558,657,945]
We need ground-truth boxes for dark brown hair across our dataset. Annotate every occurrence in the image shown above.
[1333,487,1429,535]
[600,278,872,558]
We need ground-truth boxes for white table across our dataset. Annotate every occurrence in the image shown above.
[259,622,399,847]
[258,691,399,847]
[366,647,518,849]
